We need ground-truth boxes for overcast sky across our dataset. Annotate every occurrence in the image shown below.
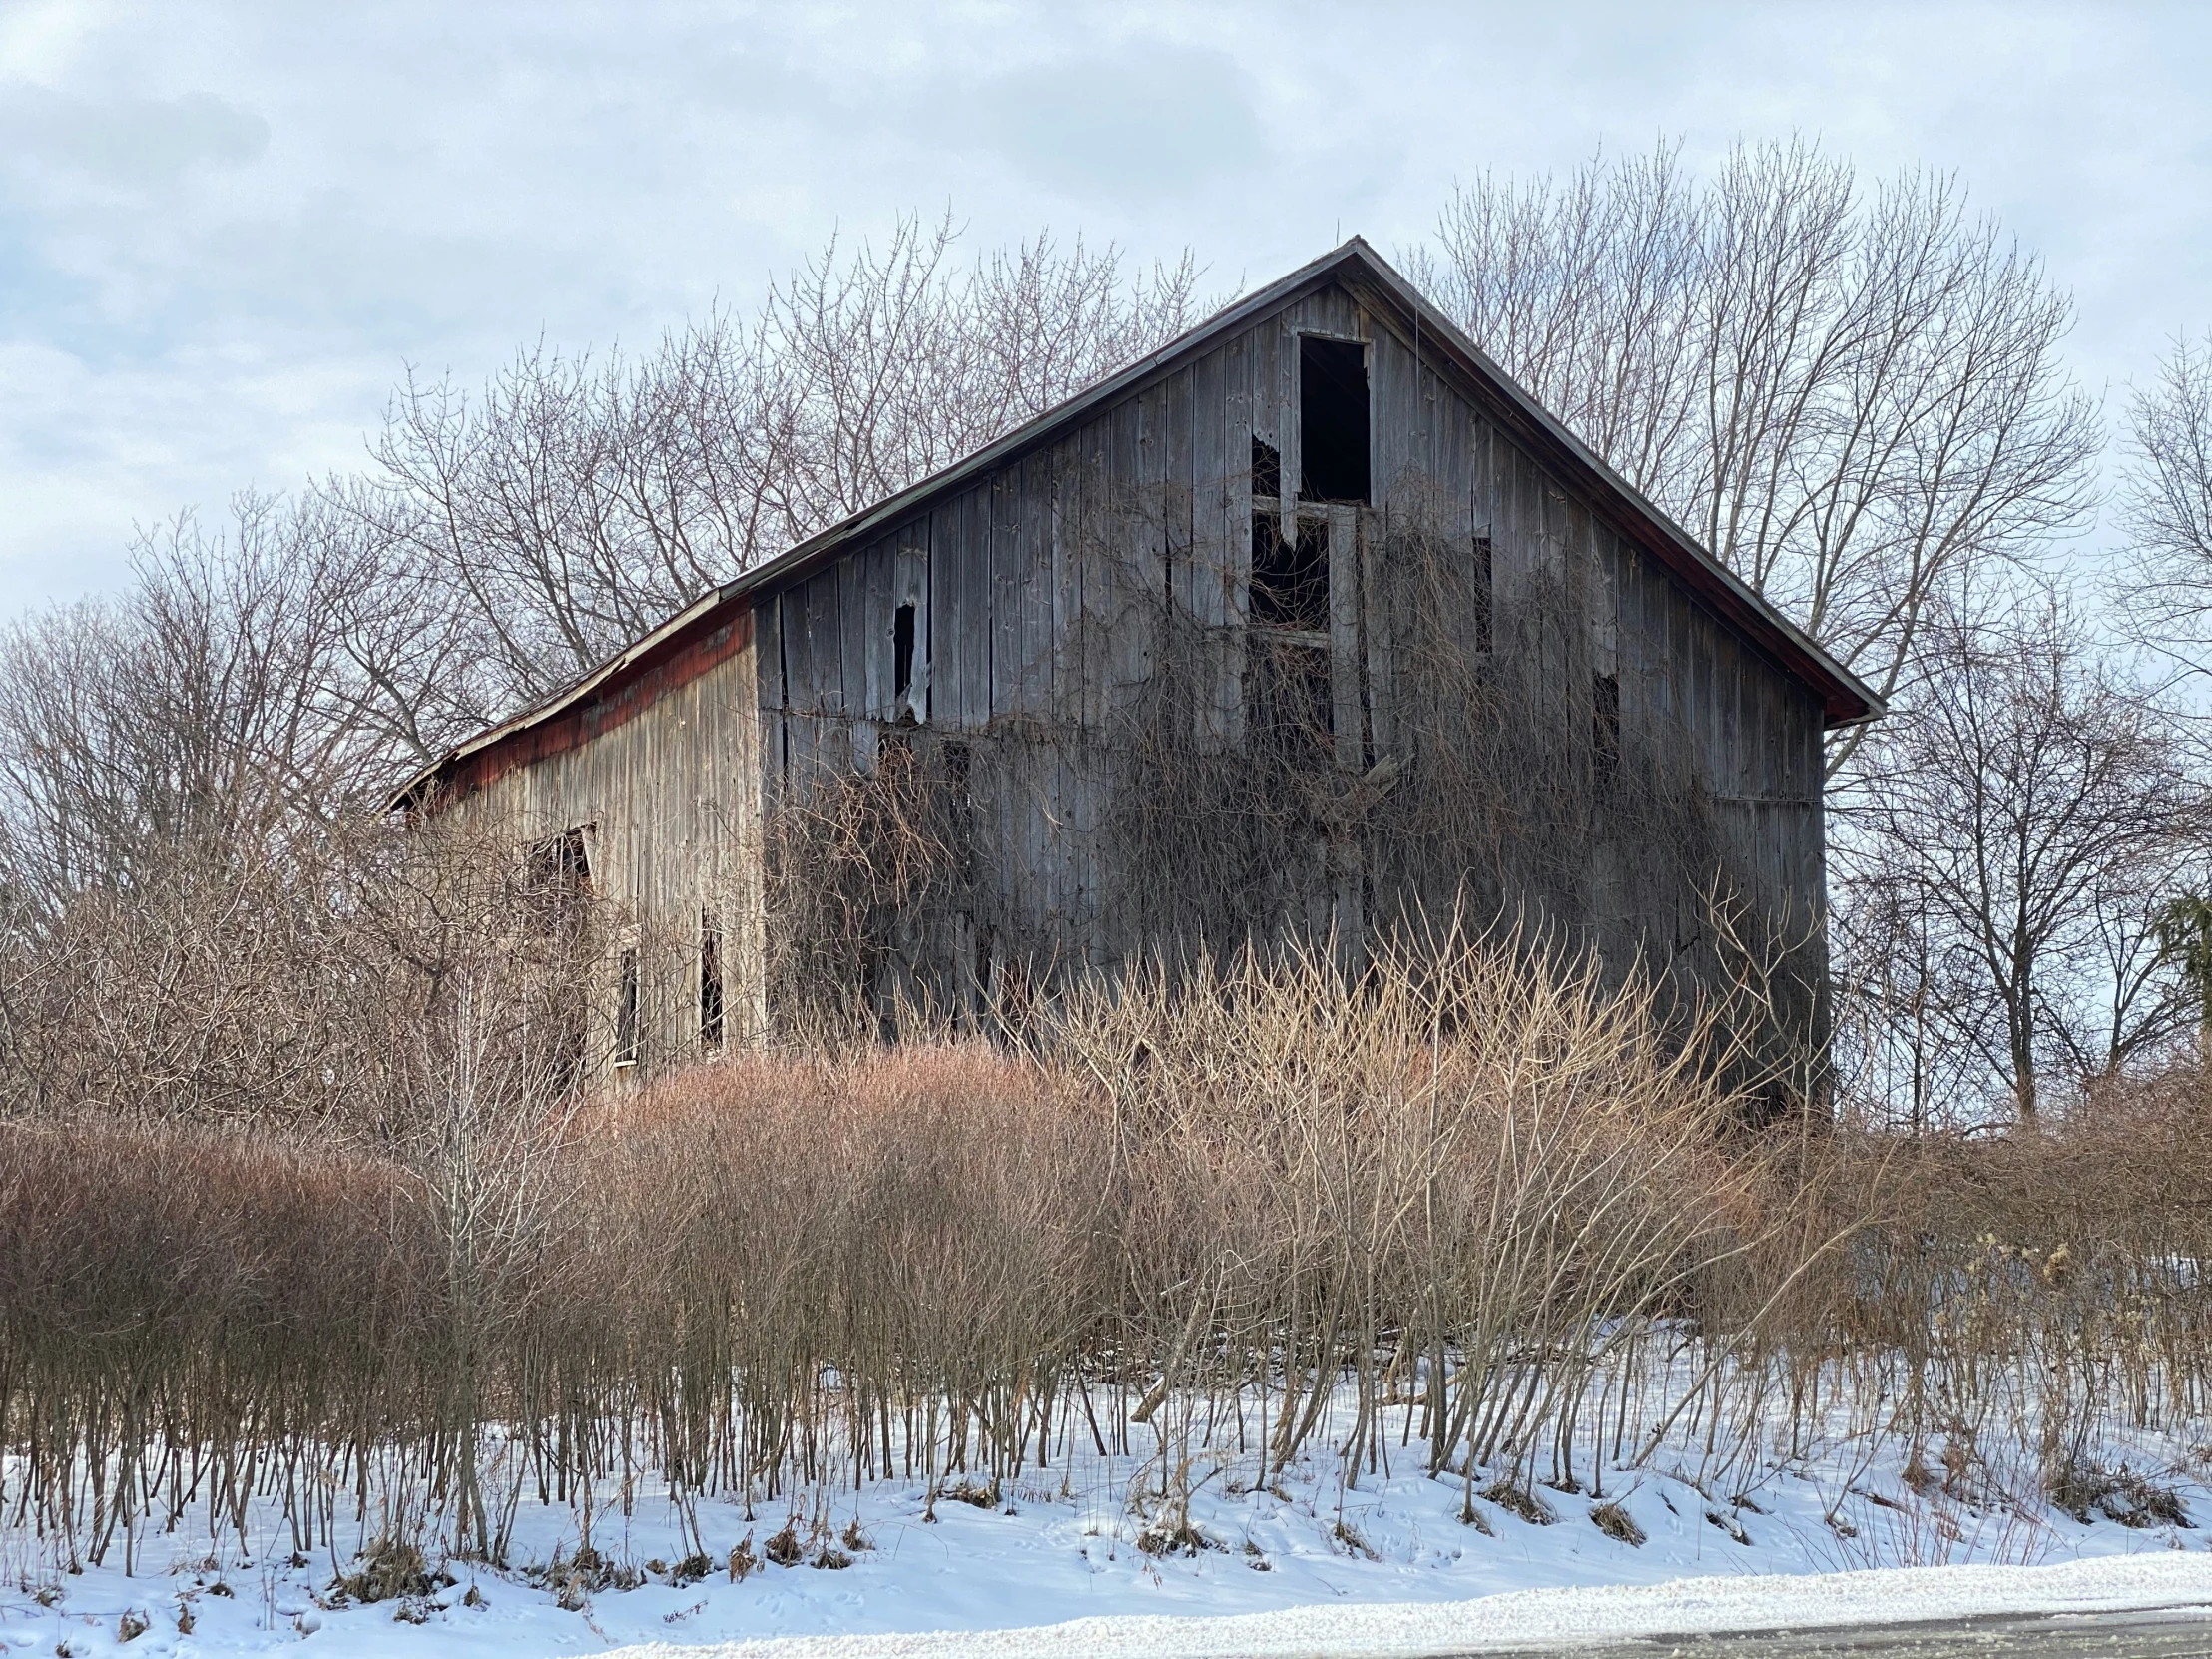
[1,0,2207,614]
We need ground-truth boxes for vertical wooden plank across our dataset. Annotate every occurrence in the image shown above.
[1247,316,1282,466]
[1370,320,1416,513]
[1074,415,1109,735]
[970,485,997,733]
[929,492,977,732]
[1017,450,1055,717]
[754,591,788,799]
[858,537,893,722]
[838,544,869,717]
[1668,584,1695,772]
[1161,364,1195,691]
[1108,389,1155,722]
[929,495,959,729]
[1187,340,1230,748]
[988,468,1022,720]
[1277,315,1302,522]
[837,546,875,769]
[1046,433,1081,940]
[806,568,845,715]
[1362,504,1395,760]
[1329,504,1366,773]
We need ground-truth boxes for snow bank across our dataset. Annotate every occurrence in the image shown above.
[6,1384,2209,1658]
[602,1555,2212,1658]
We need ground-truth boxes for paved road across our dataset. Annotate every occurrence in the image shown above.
[1468,1605,2212,1657]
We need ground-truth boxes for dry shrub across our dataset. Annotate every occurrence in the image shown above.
[0,1122,437,1569]
[1738,1069,2212,1508]
[25,932,2212,1569]
[1590,1500,1646,1545]
[575,1043,1109,1496]
[1049,924,1760,1487]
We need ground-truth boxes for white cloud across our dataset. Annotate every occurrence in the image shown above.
[959,40,1266,202]
[0,83,267,190]
[0,0,2206,613]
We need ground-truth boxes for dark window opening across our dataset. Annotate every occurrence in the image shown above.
[614,947,640,1069]
[523,828,591,933]
[1250,634,1335,762]
[525,827,589,892]
[1472,534,1495,653]
[1299,337,1370,503]
[699,911,724,1052]
[893,602,917,700]
[1251,434,1282,502]
[1593,672,1621,780]
[1251,512,1331,633]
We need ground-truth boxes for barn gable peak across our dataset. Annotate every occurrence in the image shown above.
[395,238,1879,811]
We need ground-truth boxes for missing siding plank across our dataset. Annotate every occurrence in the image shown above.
[1251,512,1330,633]
[522,827,591,935]
[700,910,724,1051]
[1251,434,1282,502]
[1593,671,1621,783]
[614,946,641,1069]
[893,602,917,702]
[524,827,590,892]
[1249,631,1335,761]
[1473,533,1494,654]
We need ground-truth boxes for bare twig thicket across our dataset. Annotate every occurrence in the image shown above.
[0,927,1763,1564]
[2118,329,2212,681]
[1835,589,2205,1129]
[9,923,2212,1571]
[348,217,1205,766]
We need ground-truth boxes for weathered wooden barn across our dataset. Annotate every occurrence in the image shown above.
[395,239,1880,1084]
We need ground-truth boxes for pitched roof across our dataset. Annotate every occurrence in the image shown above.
[394,238,1882,809]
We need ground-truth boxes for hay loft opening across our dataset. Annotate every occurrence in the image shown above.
[1299,336,1370,503]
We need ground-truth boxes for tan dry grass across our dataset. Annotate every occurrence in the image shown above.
[7,941,2212,1567]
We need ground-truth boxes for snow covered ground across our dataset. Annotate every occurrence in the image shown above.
[4,1403,2210,1659]
[605,1557,2212,1657]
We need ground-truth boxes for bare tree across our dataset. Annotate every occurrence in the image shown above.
[0,496,373,913]
[1838,590,2200,1126]
[348,217,1204,728]
[2117,331,2212,680]
[1411,139,2102,772]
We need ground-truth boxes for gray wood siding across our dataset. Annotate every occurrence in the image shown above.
[462,277,1830,1069]
[454,638,766,1080]
[752,278,1830,1041]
